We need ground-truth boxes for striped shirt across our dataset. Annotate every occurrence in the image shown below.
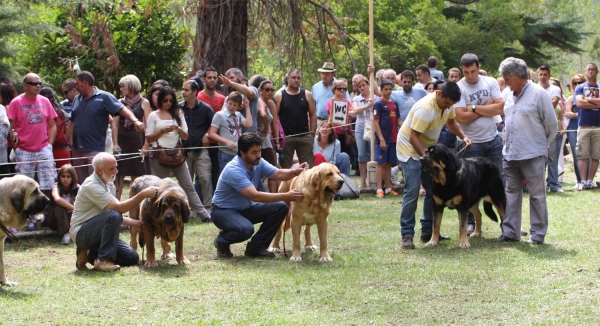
[396,93,456,162]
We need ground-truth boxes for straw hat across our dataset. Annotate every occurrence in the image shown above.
[317,62,336,73]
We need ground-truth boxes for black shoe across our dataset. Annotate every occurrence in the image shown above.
[494,235,519,243]
[244,248,275,258]
[420,234,451,243]
[214,240,233,258]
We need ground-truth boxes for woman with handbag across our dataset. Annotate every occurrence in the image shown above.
[350,76,377,189]
[145,86,210,221]
[313,122,351,176]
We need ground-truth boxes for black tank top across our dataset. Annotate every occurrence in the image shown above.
[279,89,309,136]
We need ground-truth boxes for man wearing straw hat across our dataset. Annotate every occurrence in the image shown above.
[312,62,349,122]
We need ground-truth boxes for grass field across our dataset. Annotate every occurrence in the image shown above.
[1,161,600,325]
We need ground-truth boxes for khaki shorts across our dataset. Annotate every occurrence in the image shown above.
[576,126,600,160]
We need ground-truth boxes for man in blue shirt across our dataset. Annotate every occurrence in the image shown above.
[68,71,144,184]
[211,133,307,258]
[311,62,350,121]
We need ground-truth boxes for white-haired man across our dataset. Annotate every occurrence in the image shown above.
[69,153,158,271]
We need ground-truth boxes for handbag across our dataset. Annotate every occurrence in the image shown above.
[334,173,360,200]
[363,117,372,142]
[344,128,356,147]
[155,138,186,169]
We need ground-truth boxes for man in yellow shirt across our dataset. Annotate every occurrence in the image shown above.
[396,82,472,249]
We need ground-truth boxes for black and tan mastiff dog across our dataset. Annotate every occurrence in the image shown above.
[0,175,49,286]
[129,175,190,267]
[268,163,344,262]
[420,144,505,248]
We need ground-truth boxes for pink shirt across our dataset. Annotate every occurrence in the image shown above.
[8,94,57,152]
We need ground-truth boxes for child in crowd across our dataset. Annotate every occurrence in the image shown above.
[326,79,353,156]
[42,164,80,244]
[208,91,252,173]
[373,79,401,198]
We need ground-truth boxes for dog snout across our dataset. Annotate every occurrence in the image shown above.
[336,178,344,189]
[164,214,175,225]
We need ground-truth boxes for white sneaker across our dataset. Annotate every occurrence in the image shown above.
[61,233,72,245]
[574,183,583,191]
[390,174,400,186]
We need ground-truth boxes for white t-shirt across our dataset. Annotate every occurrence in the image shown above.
[541,84,561,102]
[455,76,502,143]
[145,111,188,148]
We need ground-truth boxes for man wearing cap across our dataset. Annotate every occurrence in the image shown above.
[311,62,349,122]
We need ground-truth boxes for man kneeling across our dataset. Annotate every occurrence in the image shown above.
[69,152,158,271]
[211,133,306,258]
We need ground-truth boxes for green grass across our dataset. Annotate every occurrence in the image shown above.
[1,161,600,325]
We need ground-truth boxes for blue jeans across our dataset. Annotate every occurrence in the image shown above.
[547,133,563,191]
[457,134,505,225]
[75,210,139,266]
[566,123,581,182]
[335,152,351,176]
[211,202,288,250]
[218,151,236,174]
[399,158,433,237]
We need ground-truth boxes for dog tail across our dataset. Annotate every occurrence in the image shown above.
[138,232,145,249]
[483,202,498,222]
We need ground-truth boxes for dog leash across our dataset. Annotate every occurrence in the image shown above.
[0,223,18,242]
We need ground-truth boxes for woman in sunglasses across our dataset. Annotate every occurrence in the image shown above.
[254,77,278,192]
[145,86,210,221]
[326,79,354,164]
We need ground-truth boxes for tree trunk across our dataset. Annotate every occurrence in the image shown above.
[193,0,248,77]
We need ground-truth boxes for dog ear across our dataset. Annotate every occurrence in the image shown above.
[181,198,191,223]
[154,196,163,220]
[11,188,24,213]
[310,170,321,189]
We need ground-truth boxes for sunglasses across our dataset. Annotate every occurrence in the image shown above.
[263,88,274,92]
[162,99,175,103]
[25,81,43,86]
[336,88,347,91]
[574,81,584,85]
[63,88,74,95]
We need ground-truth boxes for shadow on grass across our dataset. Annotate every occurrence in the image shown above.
[0,288,35,300]
[416,238,578,260]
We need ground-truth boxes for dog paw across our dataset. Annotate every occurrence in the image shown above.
[267,247,280,253]
[319,257,333,262]
[1,280,17,287]
[178,258,190,265]
[459,242,471,248]
[425,241,439,247]
[161,252,176,260]
[290,256,303,262]
[144,260,158,268]
[469,232,482,238]
[305,245,318,251]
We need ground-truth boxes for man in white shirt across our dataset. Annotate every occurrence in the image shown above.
[454,53,505,237]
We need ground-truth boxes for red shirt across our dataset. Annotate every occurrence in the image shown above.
[198,91,225,113]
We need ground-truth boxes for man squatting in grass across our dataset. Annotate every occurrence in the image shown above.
[395,81,472,249]
[211,133,308,258]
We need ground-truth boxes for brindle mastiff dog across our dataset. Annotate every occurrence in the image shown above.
[129,175,190,267]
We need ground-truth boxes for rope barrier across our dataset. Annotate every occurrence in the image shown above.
[0,121,356,177]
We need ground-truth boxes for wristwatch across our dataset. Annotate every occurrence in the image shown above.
[471,104,476,113]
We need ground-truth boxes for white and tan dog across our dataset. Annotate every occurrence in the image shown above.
[269,163,343,262]
[0,175,49,286]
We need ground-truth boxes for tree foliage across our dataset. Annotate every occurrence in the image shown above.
[18,0,186,94]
